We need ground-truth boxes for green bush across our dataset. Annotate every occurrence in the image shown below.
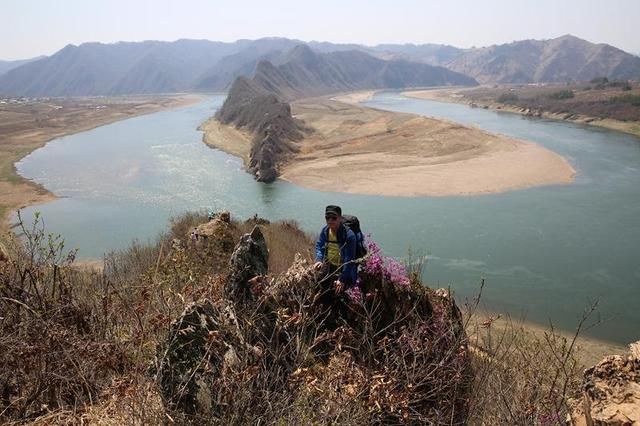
[549,90,575,100]
[497,92,519,103]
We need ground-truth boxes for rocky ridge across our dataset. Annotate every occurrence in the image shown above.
[448,35,640,84]
[215,44,477,182]
[156,218,472,423]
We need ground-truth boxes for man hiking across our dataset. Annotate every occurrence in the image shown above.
[314,205,357,300]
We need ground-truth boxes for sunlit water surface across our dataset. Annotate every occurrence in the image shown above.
[16,93,640,344]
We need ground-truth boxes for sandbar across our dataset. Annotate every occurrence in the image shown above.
[199,116,252,163]
[277,98,575,197]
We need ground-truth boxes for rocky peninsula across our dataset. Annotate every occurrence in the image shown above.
[204,44,575,196]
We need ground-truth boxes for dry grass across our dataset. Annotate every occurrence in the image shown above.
[0,211,588,425]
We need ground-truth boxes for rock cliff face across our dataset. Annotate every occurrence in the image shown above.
[215,45,477,182]
[569,341,640,425]
[215,76,305,181]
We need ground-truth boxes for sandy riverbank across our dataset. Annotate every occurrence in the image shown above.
[331,90,377,104]
[403,87,640,138]
[203,95,575,197]
[467,309,629,367]
[199,116,253,163]
[277,98,575,197]
[0,94,203,231]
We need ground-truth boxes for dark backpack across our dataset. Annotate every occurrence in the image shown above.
[342,214,367,260]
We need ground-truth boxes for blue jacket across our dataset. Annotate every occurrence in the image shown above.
[315,223,357,284]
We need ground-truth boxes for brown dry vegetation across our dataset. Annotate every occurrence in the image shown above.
[0,210,592,424]
[0,95,201,230]
[464,82,640,122]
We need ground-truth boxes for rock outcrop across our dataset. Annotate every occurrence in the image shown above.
[215,77,305,182]
[225,226,269,302]
[215,44,477,182]
[569,341,640,425]
[156,227,471,423]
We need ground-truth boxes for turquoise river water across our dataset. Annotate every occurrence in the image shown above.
[15,93,640,344]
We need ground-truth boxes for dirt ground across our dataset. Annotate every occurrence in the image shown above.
[199,116,253,163]
[404,85,640,137]
[0,94,202,231]
[275,97,575,197]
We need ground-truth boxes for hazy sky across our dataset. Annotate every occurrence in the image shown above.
[3,0,640,60]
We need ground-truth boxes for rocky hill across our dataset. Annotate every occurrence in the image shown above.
[215,45,477,182]
[1,209,635,424]
[215,76,307,181]
[448,34,640,84]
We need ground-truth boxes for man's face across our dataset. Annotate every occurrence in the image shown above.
[325,213,341,232]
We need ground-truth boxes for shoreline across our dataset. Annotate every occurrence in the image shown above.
[280,97,575,197]
[199,116,252,163]
[0,94,204,231]
[203,92,575,198]
[467,308,630,367]
[402,88,640,138]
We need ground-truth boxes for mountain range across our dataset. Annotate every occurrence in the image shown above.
[1,35,639,97]
[447,35,640,84]
[0,56,44,77]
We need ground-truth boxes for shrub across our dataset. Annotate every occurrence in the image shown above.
[497,92,519,103]
[590,77,609,85]
[549,90,575,100]
[0,211,590,424]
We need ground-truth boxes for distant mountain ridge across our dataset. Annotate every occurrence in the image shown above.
[448,35,640,83]
[215,45,476,182]
[0,56,45,78]
[1,35,639,96]
[250,45,477,100]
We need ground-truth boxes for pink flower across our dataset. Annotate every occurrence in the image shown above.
[345,285,363,304]
[362,239,410,288]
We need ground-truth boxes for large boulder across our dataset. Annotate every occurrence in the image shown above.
[569,341,640,425]
[225,226,269,302]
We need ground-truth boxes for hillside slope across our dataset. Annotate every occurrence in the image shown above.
[448,35,640,84]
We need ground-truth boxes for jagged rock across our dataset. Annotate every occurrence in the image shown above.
[156,300,223,414]
[156,300,257,416]
[630,342,640,359]
[225,226,269,302]
[157,228,470,423]
[0,241,8,263]
[193,211,234,252]
[569,341,640,425]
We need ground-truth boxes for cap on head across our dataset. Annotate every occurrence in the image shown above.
[325,205,342,217]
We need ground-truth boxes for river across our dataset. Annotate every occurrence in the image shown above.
[16,93,640,344]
